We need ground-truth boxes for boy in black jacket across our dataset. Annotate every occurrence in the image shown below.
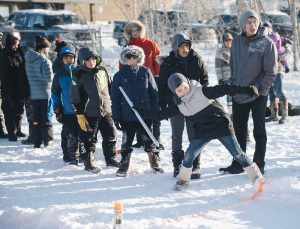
[70,47,118,173]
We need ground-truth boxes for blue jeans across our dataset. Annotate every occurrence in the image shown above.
[269,73,287,101]
[182,135,252,168]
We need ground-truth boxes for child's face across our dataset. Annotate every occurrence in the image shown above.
[175,82,190,98]
[63,55,75,65]
[177,42,190,58]
[84,57,97,68]
[125,54,138,66]
[131,27,141,38]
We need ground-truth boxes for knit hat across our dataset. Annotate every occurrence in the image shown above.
[60,45,76,58]
[78,47,102,66]
[167,73,188,94]
[238,9,260,32]
[36,35,51,50]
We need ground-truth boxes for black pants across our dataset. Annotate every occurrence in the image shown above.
[31,99,50,147]
[1,97,24,135]
[232,96,268,168]
[123,120,155,152]
[80,115,117,162]
[62,114,80,160]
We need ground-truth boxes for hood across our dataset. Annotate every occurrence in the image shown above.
[25,49,43,63]
[123,20,146,41]
[171,33,191,54]
[238,9,260,32]
[119,45,145,66]
[78,47,101,66]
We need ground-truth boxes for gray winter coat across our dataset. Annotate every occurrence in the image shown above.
[230,27,277,104]
[25,49,53,100]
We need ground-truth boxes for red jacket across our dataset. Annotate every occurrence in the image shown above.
[128,37,160,76]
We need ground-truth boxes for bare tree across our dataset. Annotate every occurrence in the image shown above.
[288,0,299,71]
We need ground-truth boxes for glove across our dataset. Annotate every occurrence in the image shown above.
[285,65,289,73]
[114,121,123,131]
[76,114,89,132]
[54,108,63,124]
[247,86,259,96]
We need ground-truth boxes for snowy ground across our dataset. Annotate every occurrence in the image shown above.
[1,23,300,229]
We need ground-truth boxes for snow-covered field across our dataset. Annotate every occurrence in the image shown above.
[1,23,300,229]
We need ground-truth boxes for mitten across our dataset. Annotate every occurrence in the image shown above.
[54,108,63,124]
[285,65,289,73]
[76,114,89,132]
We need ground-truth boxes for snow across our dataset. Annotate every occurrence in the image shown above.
[1,23,300,229]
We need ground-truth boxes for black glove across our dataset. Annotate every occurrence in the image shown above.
[247,86,259,96]
[114,121,123,131]
[218,79,224,85]
[285,65,289,73]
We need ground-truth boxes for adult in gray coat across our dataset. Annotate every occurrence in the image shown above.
[219,9,277,175]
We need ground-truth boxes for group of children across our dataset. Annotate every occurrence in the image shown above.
[47,36,265,191]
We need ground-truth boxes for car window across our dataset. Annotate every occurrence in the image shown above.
[45,14,81,27]
[12,14,27,27]
[34,15,45,27]
[27,15,36,28]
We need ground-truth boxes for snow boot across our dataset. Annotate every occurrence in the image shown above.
[172,150,184,177]
[175,166,193,191]
[219,159,244,174]
[147,151,164,173]
[266,98,279,122]
[116,149,132,177]
[191,154,201,179]
[83,151,101,174]
[279,99,288,124]
[106,157,120,168]
[244,162,263,184]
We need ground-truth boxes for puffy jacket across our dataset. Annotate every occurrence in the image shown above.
[111,65,159,122]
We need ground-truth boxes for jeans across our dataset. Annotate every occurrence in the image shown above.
[182,135,252,168]
[269,73,287,101]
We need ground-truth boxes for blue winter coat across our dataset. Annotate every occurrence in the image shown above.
[111,65,159,122]
[51,65,76,114]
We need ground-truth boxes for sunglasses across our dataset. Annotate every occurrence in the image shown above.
[125,54,138,59]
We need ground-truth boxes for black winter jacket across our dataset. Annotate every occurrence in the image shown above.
[157,49,209,108]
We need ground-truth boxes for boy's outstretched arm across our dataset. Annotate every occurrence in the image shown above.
[202,84,259,99]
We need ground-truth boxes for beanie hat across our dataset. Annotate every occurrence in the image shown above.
[171,33,192,54]
[60,45,76,58]
[167,73,188,94]
[36,35,51,50]
[222,32,233,43]
[78,47,102,66]
[119,45,145,66]
[238,9,260,32]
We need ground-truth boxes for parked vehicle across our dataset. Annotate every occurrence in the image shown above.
[7,9,100,50]
[138,9,217,45]
[261,10,293,39]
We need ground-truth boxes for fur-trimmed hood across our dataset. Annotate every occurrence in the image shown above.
[124,20,146,41]
[119,45,145,66]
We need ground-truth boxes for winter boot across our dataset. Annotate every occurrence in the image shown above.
[15,114,26,137]
[106,156,120,168]
[266,99,279,122]
[191,154,201,180]
[116,149,132,177]
[172,150,184,177]
[8,132,17,141]
[244,162,263,184]
[219,159,244,174]
[279,99,288,124]
[175,166,193,191]
[21,123,34,144]
[147,151,164,173]
[103,141,119,168]
[83,151,101,174]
